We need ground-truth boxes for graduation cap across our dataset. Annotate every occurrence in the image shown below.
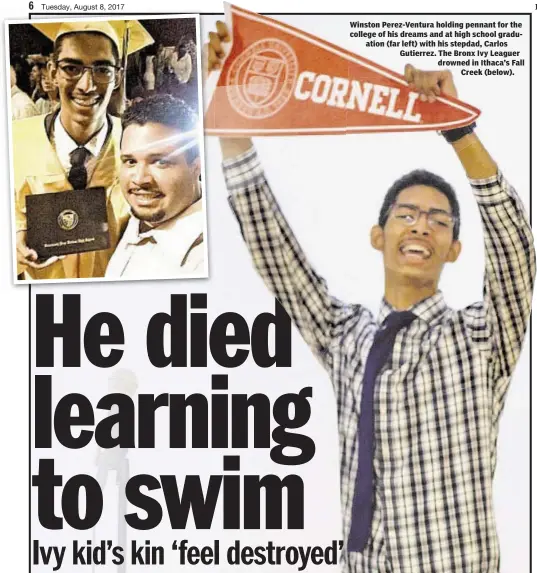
[32,20,153,58]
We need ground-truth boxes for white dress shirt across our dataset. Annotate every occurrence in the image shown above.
[53,114,108,184]
[105,199,206,279]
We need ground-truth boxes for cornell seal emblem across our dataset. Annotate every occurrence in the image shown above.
[226,38,298,119]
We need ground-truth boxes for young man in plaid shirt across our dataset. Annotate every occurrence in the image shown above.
[208,26,535,573]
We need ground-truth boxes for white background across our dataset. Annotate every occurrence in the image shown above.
[0,1,534,572]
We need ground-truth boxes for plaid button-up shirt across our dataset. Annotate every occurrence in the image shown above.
[222,147,535,573]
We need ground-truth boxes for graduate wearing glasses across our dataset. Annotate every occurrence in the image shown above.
[208,22,536,573]
[13,20,152,280]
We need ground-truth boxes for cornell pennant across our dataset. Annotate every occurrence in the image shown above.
[294,72,422,122]
[205,5,481,135]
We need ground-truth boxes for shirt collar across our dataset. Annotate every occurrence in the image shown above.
[123,199,204,263]
[378,291,448,327]
[54,113,108,160]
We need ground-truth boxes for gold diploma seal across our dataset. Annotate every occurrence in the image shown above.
[57,209,79,231]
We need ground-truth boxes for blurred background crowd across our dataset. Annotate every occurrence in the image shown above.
[9,18,199,121]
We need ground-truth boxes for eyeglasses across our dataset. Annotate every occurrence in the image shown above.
[389,203,457,230]
[56,60,121,84]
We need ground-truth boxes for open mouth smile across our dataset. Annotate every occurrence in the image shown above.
[399,241,433,260]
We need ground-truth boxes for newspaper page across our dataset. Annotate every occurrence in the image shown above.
[0,1,533,573]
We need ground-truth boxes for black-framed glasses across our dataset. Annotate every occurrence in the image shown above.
[390,203,457,230]
[56,60,122,84]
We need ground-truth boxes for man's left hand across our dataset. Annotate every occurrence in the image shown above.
[404,64,458,101]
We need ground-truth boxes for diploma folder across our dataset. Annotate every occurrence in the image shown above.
[26,188,110,258]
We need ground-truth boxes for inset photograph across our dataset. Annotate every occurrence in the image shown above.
[7,16,207,282]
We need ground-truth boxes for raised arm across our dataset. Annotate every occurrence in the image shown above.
[206,23,365,373]
[404,64,497,179]
[222,146,363,373]
[407,65,535,406]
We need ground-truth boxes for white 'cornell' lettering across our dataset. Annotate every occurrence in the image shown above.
[294,71,422,123]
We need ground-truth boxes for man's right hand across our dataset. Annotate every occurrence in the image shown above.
[204,20,253,159]
[16,230,62,270]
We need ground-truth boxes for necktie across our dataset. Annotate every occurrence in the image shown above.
[348,310,417,553]
[68,147,90,190]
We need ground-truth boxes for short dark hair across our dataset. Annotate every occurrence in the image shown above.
[121,94,199,164]
[53,31,120,66]
[378,169,461,240]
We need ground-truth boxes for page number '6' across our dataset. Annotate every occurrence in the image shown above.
[29,1,34,8]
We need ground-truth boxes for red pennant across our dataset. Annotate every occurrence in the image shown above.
[205,5,481,136]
